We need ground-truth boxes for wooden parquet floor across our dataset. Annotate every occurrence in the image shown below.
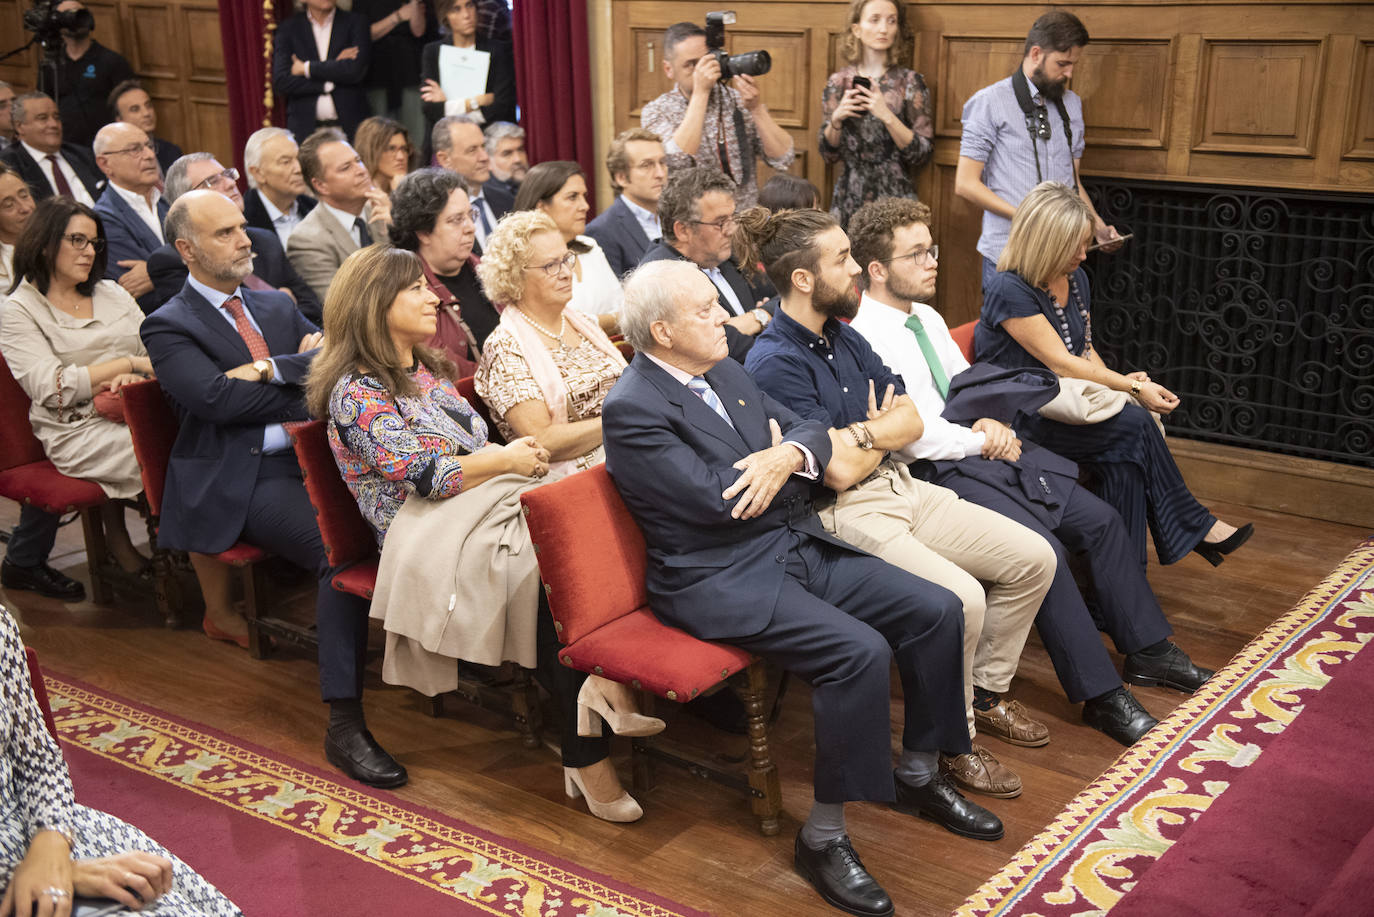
[4,497,1367,917]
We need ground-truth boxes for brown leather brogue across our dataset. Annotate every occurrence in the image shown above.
[974,697,1051,747]
[939,744,1023,798]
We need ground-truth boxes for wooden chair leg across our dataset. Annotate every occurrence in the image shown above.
[511,668,542,749]
[240,563,269,659]
[77,506,113,604]
[150,546,182,628]
[741,661,782,836]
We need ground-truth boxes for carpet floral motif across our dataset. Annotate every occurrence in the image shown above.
[956,539,1374,917]
[44,680,702,917]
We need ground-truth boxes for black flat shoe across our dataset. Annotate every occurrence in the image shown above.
[1124,643,1214,694]
[1,560,86,601]
[1082,688,1158,746]
[892,771,1003,841]
[1192,523,1254,566]
[793,832,893,917]
[324,727,408,788]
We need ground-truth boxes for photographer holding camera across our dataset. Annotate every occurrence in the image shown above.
[641,17,793,210]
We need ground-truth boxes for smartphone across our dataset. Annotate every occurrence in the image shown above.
[852,76,872,91]
[1087,232,1133,252]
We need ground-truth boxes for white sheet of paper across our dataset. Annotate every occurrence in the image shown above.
[438,45,492,107]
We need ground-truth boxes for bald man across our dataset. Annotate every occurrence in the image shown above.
[92,121,165,312]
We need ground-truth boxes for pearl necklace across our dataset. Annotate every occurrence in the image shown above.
[518,308,571,351]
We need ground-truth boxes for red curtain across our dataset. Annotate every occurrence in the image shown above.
[512,0,597,203]
[217,0,286,175]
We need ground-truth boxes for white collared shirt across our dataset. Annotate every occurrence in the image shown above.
[468,190,496,249]
[258,190,302,248]
[321,200,365,247]
[849,292,986,462]
[305,8,340,122]
[21,141,95,207]
[109,181,164,242]
[621,195,661,243]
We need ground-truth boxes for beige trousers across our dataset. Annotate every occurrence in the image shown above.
[819,461,1056,738]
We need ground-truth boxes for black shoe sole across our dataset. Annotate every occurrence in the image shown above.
[793,856,894,917]
[324,744,409,789]
[892,801,1005,841]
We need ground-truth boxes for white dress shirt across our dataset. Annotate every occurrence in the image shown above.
[322,200,366,247]
[258,190,303,248]
[621,195,661,243]
[110,181,164,242]
[305,9,340,122]
[21,141,95,207]
[849,292,987,462]
[703,266,744,315]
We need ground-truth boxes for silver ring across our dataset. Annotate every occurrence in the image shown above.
[44,887,70,899]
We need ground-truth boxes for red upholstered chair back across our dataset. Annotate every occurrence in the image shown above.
[290,420,376,568]
[615,340,635,362]
[520,465,648,645]
[950,320,977,364]
[0,353,45,472]
[120,379,178,517]
[24,646,59,742]
[455,375,499,435]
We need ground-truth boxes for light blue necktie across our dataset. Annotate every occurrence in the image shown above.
[687,376,733,428]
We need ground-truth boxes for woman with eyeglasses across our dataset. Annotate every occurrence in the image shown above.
[512,162,622,331]
[354,116,414,195]
[819,0,934,229]
[0,197,154,575]
[976,181,1253,569]
[474,210,627,476]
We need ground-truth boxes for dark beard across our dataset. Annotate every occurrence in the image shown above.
[885,269,934,306]
[1031,64,1068,102]
[814,275,860,320]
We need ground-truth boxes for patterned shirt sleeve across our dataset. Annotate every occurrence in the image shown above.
[330,374,465,501]
[474,328,544,433]
[740,87,795,172]
[641,94,696,172]
[818,72,845,163]
[898,71,935,169]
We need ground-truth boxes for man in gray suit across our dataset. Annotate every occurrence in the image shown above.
[286,127,391,301]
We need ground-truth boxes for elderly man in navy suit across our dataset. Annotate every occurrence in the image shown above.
[585,128,668,277]
[603,259,995,917]
[140,189,405,790]
[92,122,166,313]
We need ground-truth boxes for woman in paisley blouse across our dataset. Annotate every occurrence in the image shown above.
[307,245,658,824]
[819,0,934,228]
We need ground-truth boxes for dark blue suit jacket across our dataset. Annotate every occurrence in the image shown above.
[140,283,319,554]
[602,354,855,641]
[0,143,104,203]
[243,188,318,238]
[585,196,654,278]
[144,227,322,324]
[272,10,372,138]
[94,185,169,314]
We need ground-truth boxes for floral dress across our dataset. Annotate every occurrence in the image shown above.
[819,65,934,228]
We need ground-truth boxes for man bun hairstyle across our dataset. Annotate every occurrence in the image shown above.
[732,206,838,292]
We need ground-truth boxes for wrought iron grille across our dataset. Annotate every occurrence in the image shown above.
[1083,179,1374,468]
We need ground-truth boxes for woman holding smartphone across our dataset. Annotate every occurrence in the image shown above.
[819,0,934,227]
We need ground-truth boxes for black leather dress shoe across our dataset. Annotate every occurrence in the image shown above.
[794,832,893,917]
[1124,643,1214,694]
[892,771,1003,841]
[324,727,408,788]
[1082,688,1158,746]
[1,560,85,601]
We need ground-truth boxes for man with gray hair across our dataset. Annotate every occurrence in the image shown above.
[483,121,527,197]
[433,114,512,252]
[143,153,320,318]
[606,257,971,917]
[243,126,316,246]
[92,121,164,311]
[0,91,103,205]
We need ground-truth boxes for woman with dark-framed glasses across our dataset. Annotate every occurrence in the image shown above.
[0,197,154,575]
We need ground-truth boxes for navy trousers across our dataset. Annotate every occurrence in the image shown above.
[728,532,967,804]
[937,472,1173,703]
[5,506,62,567]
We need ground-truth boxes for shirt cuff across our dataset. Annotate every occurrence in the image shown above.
[784,441,819,480]
[263,423,292,454]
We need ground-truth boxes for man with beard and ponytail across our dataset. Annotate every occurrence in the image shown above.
[738,205,1058,805]
[955,10,1119,289]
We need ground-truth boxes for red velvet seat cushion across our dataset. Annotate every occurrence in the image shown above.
[291,421,376,568]
[332,558,378,599]
[25,646,59,742]
[215,542,271,566]
[559,608,753,701]
[0,461,107,512]
[120,379,178,517]
[0,355,44,472]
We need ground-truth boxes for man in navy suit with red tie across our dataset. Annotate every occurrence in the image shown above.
[140,189,405,789]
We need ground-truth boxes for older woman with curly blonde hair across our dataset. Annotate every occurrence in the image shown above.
[474,210,627,477]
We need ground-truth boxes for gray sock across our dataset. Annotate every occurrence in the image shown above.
[799,801,847,849]
[895,749,939,787]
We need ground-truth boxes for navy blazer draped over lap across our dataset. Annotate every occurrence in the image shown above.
[602,354,859,641]
[139,283,319,554]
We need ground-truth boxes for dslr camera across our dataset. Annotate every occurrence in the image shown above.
[704,11,770,82]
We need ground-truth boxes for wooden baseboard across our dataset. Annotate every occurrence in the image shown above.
[1170,439,1374,529]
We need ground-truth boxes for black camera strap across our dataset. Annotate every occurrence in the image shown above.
[712,84,756,191]
[1011,68,1075,191]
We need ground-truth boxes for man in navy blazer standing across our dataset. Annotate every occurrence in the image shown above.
[585,128,668,277]
[92,122,166,313]
[604,259,993,917]
[272,0,372,139]
[141,189,405,790]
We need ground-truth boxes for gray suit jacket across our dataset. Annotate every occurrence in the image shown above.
[285,203,391,302]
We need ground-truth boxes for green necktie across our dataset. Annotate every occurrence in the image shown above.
[905,313,950,399]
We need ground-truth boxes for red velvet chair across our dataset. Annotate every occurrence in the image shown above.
[120,379,279,650]
[0,354,113,604]
[455,375,503,444]
[290,419,542,744]
[520,465,782,835]
[25,645,59,742]
[615,340,634,362]
[950,320,977,364]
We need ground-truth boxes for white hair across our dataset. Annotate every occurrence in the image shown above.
[620,260,704,355]
[243,126,296,189]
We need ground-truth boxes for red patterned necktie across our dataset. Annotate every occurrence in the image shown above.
[45,155,74,198]
[221,296,270,361]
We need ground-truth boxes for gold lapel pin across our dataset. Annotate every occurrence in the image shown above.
[738,399,746,406]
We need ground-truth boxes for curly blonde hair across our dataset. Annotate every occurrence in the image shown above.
[475,210,560,306]
[838,0,914,68]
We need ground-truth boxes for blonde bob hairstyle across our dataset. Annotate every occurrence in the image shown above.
[996,181,1094,289]
[475,209,561,306]
[838,0,914,68]
[304,245,454,419]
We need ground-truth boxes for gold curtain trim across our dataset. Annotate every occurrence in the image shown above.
[262,0,276,124]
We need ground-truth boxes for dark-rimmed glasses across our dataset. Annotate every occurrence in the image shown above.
[689,212,738,232]
[525,251,577,276]
[881,244,938,266]
[63,234,105,252]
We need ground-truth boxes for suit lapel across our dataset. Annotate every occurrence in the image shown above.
[317,207,355,259]
[106,189,161,251]
[180,283,253,363]
[636,356,749,455]
[706,363,769,453]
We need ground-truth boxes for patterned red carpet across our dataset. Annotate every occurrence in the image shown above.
[46,674,711,917]
[956,537,1374,916]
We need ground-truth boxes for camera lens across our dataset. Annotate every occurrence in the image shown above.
[719,50,771,81]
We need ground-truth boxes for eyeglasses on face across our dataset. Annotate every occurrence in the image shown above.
[194,167,240,191]
[881,244,938,266]
[106,140,156,157]
[63,233,105,252]
[525,251,577,277]
[689,212,738,232]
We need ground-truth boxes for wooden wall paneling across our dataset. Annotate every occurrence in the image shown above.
[1077,39,1174,149]
[725,30,809,128]
[935,36,1022,139]
[628,26,675,120]
[188,96,232,165]
[0,0,34,90]
[125,3,178,76]
[929,158,984,329]
[1193,39,1326,157]
[1342,40,1374,160]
